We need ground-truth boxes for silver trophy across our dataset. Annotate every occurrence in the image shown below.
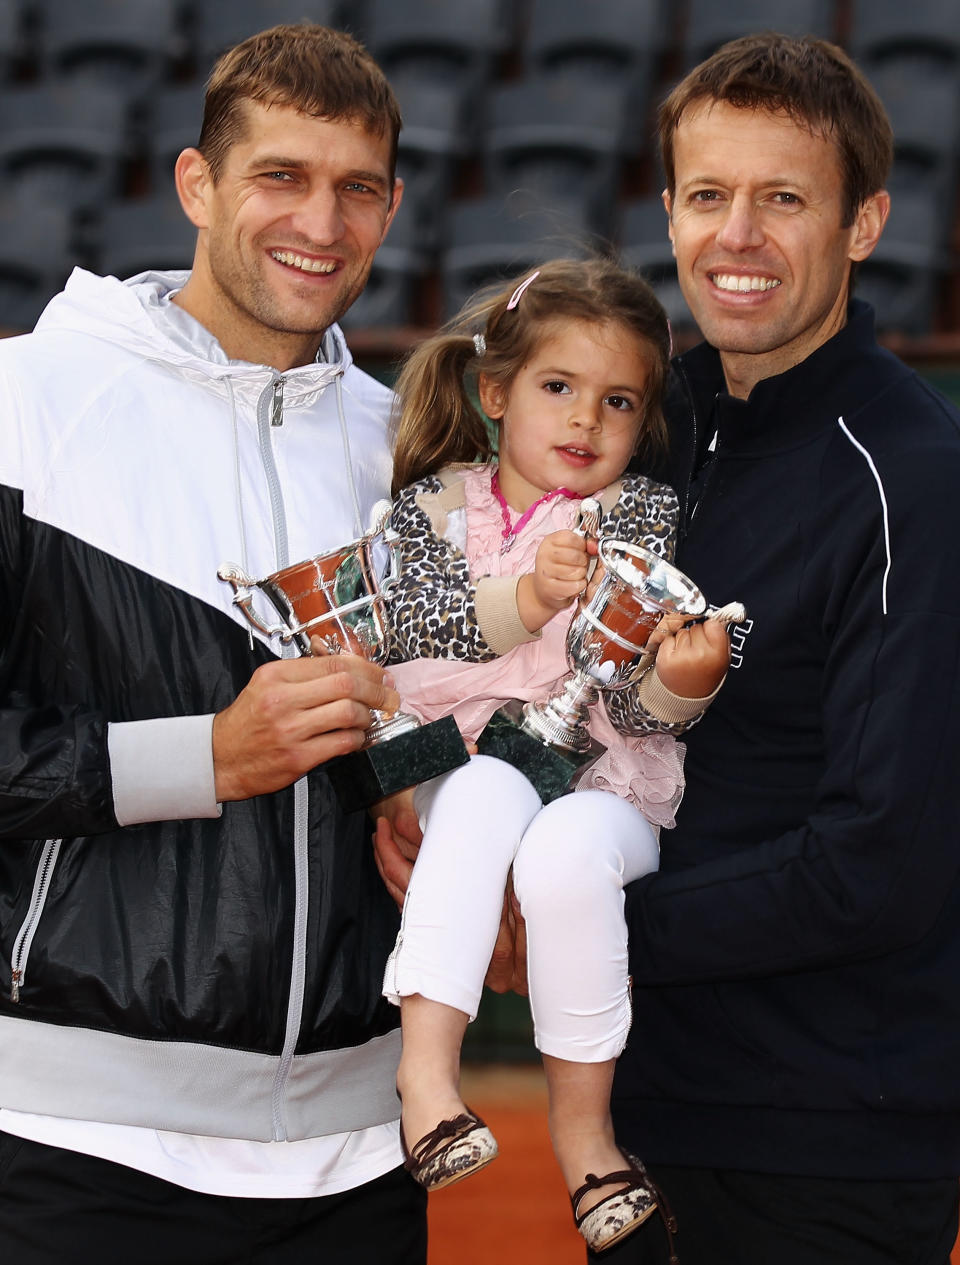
[218,511,468,810]
[477,498,745,800]
[522,534,746,756]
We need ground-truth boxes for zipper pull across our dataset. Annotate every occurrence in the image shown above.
[271,377,284,427]
[11,968,22,1003]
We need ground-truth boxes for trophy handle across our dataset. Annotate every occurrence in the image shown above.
[217,563,293,642]
[376,528,404,600]
[575,497,601,539]
[701,601,748,630]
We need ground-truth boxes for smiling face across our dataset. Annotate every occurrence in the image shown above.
[479,319,653,512]
[664,100,887,397]
[174,100,402,369]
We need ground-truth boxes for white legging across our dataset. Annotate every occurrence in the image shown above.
[383,754,660,1062]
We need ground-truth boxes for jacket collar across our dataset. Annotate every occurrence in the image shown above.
[34,268,353,405]
[673,300,898,459]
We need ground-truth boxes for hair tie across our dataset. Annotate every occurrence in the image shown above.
[506,269,540,310]
[473,332,486,357]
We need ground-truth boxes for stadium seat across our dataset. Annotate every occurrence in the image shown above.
[392,70,472,252]
[365,0,515,122]
[867,56,960,230]
[93,193,198,281]
[192,0,343,71]
[525,0,669,83]
[35,0,185,96]
[482,73,632,236]
[338,203,427,329]
[855,183,949,335]
[0,0,25,83]
[0,197,78,332]
[440,191,597,318]
[681,0,836,67]
[0,81,133,209]
[144,82,206,192]
[848,0,960,65]
[617,195,696,334]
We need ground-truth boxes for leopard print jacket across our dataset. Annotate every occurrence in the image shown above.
[387,466,701,738]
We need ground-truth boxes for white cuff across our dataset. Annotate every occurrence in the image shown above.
[108,715,222,826]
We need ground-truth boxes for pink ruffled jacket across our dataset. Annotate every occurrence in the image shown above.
[387,464,713,827]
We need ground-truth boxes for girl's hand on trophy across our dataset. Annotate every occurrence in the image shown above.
[518,531,595,632]
[212,652,399,802]
[652,616,730,700]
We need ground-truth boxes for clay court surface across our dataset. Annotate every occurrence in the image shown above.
[427,1064,960,1265]
[427,1064,584,1264]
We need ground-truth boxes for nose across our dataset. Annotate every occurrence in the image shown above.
[570,398,604,431]
[714,193,765,253]
[291,184,345,247]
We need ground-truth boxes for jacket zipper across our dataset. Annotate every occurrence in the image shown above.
[673,361,701,541]
[10,838,62,1002]
[674,360,722,535]
[256,374,310,1141]
[271,376,284,427]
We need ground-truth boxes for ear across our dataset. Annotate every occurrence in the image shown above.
[175,148,213,230]
[380,177,404,244]
[848,190,890,263]
[662,187,676,258]
[477,373,506,419]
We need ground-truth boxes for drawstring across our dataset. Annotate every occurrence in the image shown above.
[227,376,255,651]
[334,372,364,538]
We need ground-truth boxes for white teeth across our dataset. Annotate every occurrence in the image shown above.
[711,273,781,292]
[271,250,337,274]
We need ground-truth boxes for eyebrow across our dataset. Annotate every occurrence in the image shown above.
[246,155,390,189]
[679,173,806,190]
[539,366,643,392]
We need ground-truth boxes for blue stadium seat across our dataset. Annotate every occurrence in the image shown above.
[482,73,632,237]
[392,70,472,252]
[682,0,836,67]
[868,56,960,232]
[365,0,516,129]
[191,0,343,72]
[338,205,427,329]
[617,196,697,334]
[440,191,597,318]
[35,0,185,96]
[849,0,960,65]
[855,183,950,335]
[0,196,78,332]
[0,0,25,82]
[0,81,133,209]
[93,193,198,281]
[143,82,207,192]
[525,0,669,82]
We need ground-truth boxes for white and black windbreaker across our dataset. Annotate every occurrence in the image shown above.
[0,268,403,1142]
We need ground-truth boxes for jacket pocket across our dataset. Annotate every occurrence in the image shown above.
[10,838,62,1002]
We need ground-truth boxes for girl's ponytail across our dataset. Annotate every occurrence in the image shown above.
[390,330,493,496]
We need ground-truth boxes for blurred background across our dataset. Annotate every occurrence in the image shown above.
[5,2,959,1256]
[1,0,960,374]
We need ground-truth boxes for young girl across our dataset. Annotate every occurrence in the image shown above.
[380,259,731,1255]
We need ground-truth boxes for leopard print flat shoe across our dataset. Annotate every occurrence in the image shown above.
[572,1152,678,1259]
[402,1109,499,1191]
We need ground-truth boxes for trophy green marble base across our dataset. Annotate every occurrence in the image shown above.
[475,701,602,804]
[324,714,469,813]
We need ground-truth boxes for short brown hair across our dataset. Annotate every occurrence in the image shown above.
[198,23,402,182]
[658,33,893,226]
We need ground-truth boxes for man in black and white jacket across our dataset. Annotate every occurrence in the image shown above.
[0,23,427,1265]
